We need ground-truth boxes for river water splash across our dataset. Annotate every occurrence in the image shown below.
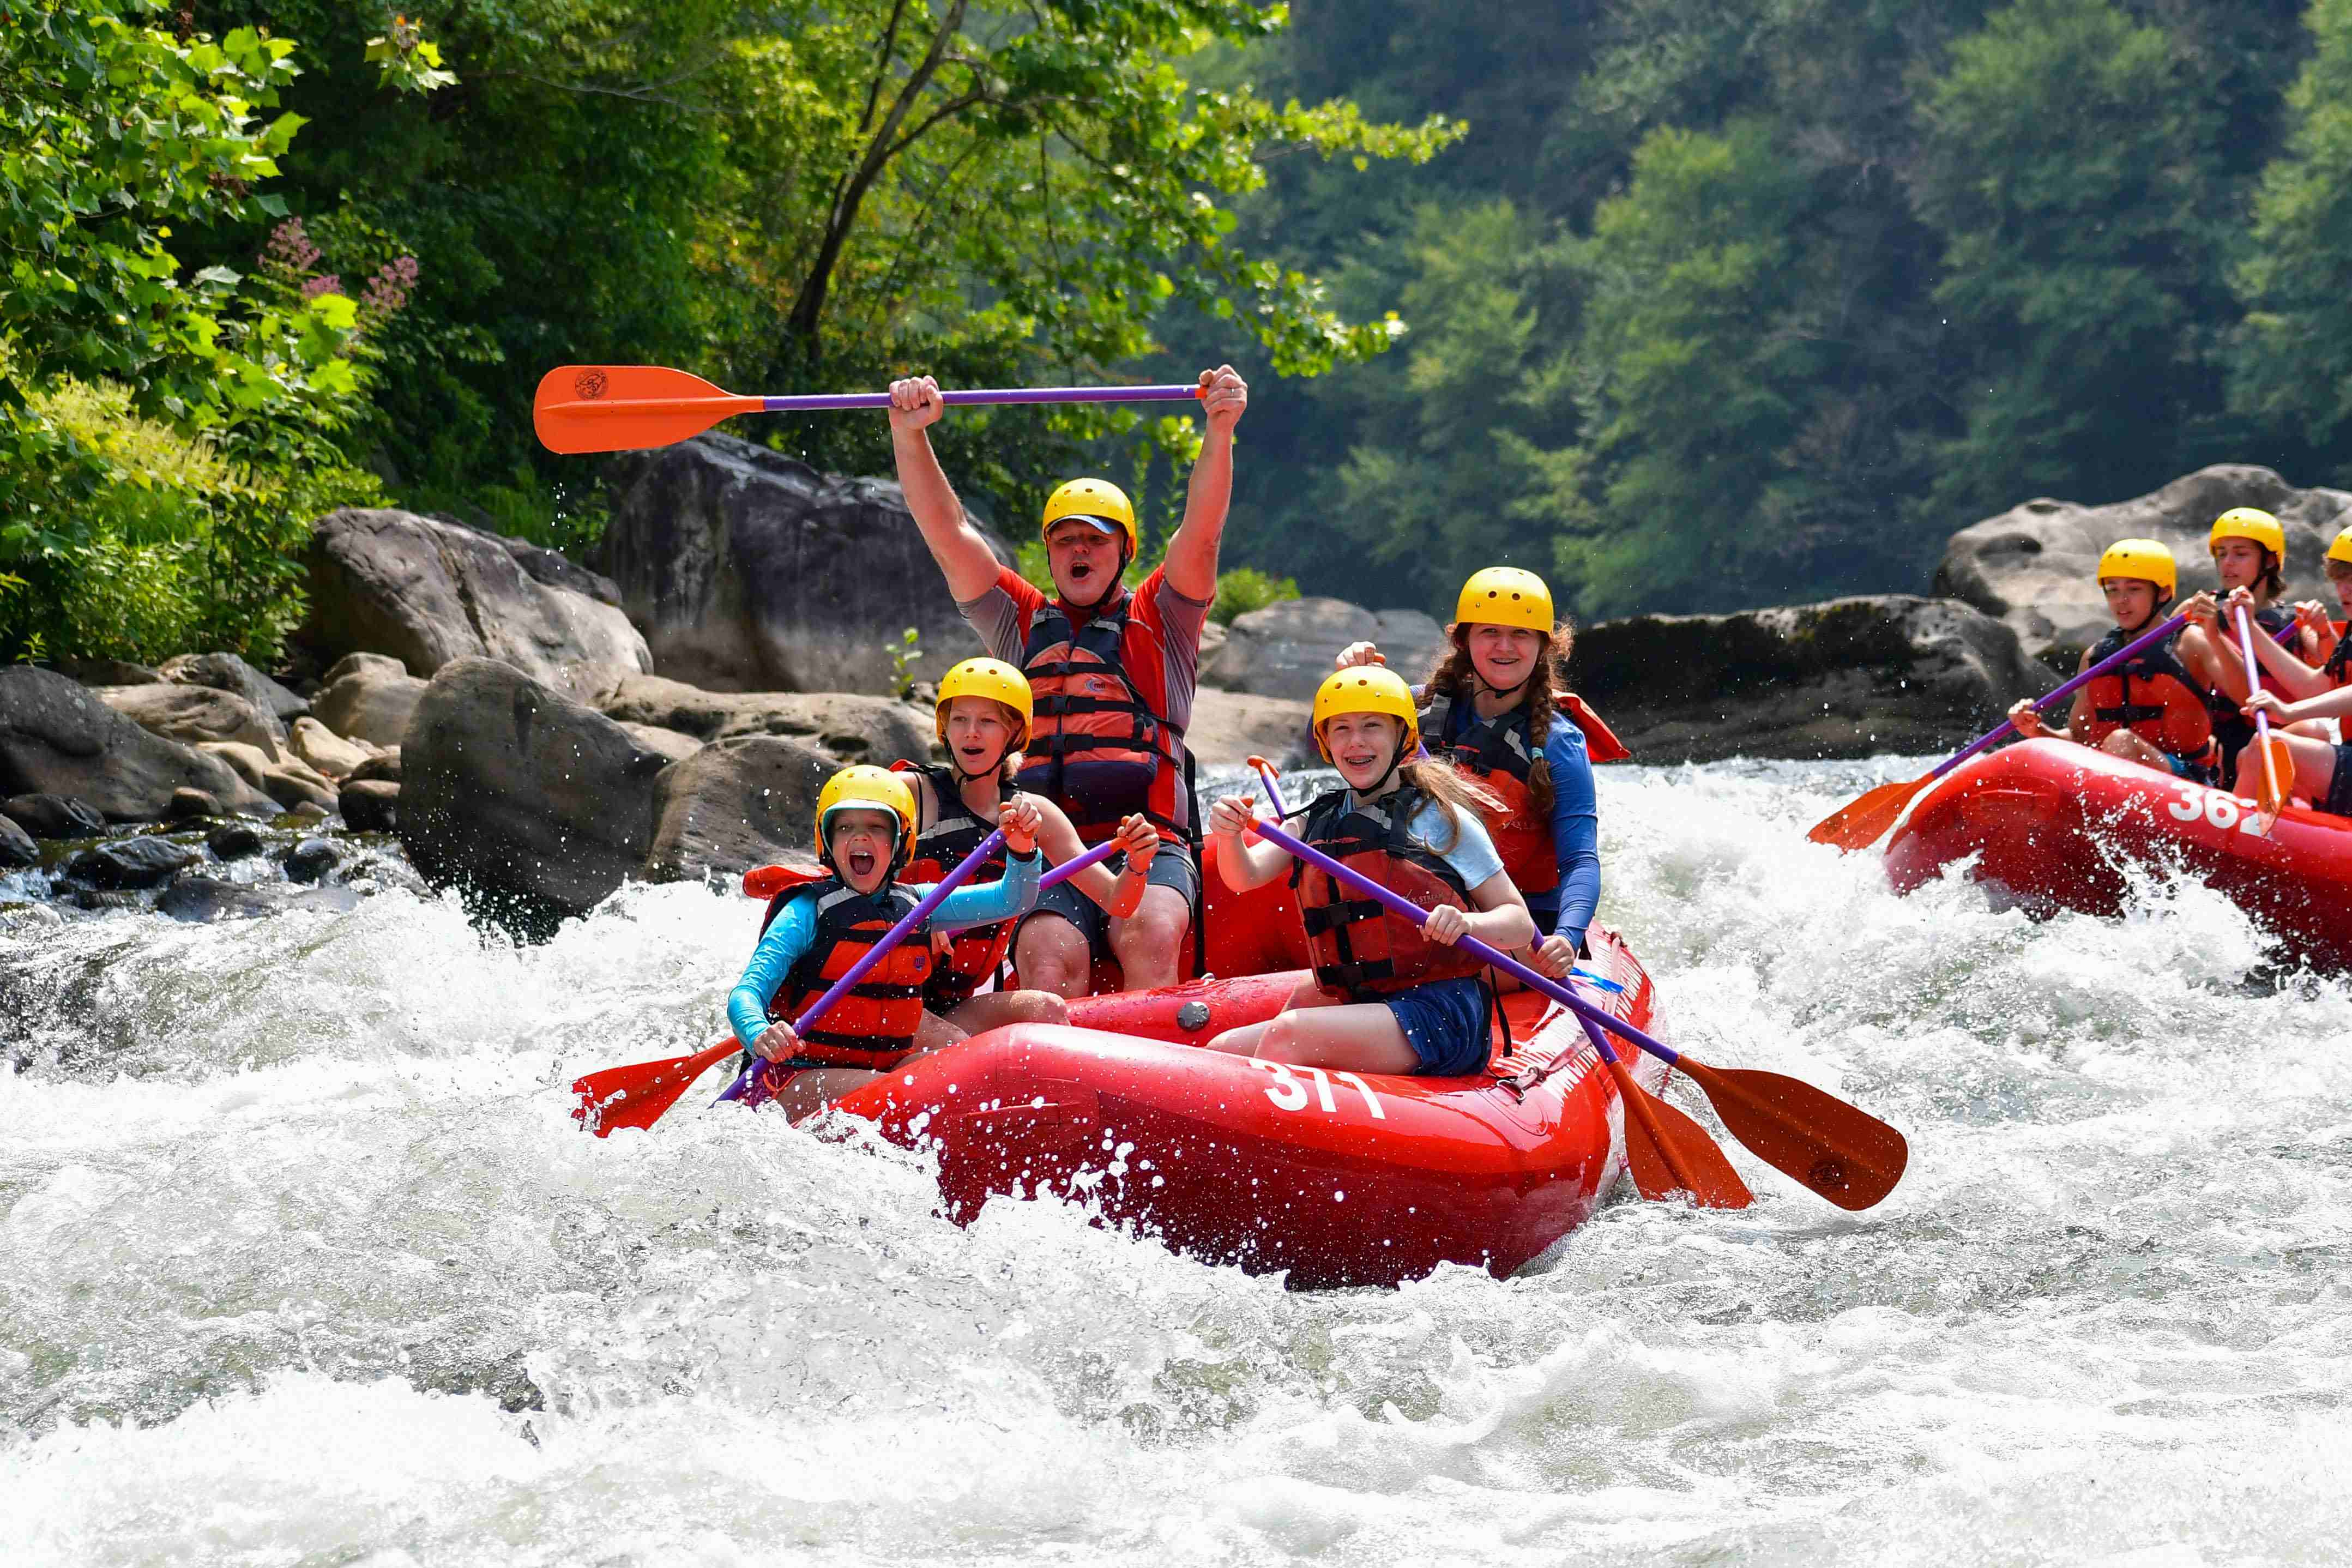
[7,757,2351,1564]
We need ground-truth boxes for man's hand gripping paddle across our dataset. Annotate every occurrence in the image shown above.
[1807,611,2192,852]
[2233,603,2295,836]
[1249,762,1904,1210]
[1248,762,1750,1209]
[534,364,1205,455]
[569,836,1118,1135]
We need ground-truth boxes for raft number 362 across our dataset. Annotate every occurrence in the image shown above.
[1255,1060,1386,1119]
[2167,782,2269,834]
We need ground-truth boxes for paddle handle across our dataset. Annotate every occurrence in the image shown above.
[762,385,1204,412]
[1929,610,2192,780]
[1245,815,1682,1068]
[2234,605,2284,800]
[719,829,1009,1102]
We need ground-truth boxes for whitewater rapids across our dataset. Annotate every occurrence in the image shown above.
[5,757,2351,1564]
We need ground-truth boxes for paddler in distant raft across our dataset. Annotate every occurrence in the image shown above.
[2006,539,2224,783]
[732,765,1044,1120]
[886,364,1249,997]
[1331,566,1621,979]
[892,656,1162,1033]
[2175,508,2323,791]
[1202,666,1535,1075]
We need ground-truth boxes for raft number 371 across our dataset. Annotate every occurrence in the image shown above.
[1256,1060,1387,1119]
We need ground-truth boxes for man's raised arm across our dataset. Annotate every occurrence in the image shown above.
[1161,365,1250,604]
[889,376,1003,603]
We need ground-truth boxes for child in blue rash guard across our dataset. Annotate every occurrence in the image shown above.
[1332,566,1623,975]
[729,764,1042,1119]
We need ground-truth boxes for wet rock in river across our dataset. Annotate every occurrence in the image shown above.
[0,814,35,869]
[282,837,342,884]
[3,793,106,840]
[206,823,267,861]
[156,876,360,923]
[0,667,274,820]
[165,788,221,823]
[339,779,400,833]
[65,837,202,890]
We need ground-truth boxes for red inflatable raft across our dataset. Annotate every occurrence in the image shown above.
[822,924,1667,1289]
[1883,737,2352,967]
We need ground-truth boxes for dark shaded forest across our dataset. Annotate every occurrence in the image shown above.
[14,0,2352,661]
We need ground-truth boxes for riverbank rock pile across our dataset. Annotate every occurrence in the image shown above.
[1938,464,2352,663]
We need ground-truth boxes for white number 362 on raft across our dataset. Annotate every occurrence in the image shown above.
[2166,782,2265,833]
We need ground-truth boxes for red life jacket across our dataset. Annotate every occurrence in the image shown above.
[2080,623,2218,764]
[759,878,932,1070]
[891,760,1011,1012]
[1416,689,1629,894]
[1286,784,1489,1002]
[2324,624,2352,688]
[1018,590,1186,845]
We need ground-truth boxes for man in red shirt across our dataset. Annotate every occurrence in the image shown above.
[888,365,1249,994]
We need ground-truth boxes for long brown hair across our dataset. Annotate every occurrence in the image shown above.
[1391,756,1505,856]
[1421,618,1576,813]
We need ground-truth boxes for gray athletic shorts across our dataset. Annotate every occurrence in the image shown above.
[1020,841,1199,961]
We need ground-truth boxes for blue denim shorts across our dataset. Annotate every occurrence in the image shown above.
[1379,975,1493,1077]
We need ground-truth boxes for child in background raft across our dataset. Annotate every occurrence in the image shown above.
[1202,666,1534,1077]
[1332,566,1621,979]
[731,765,1042,1120]
[896,657,1160,1034]
[2205,527,2352,747]
[2007,539,2221,782]
[2178,507,2322,790]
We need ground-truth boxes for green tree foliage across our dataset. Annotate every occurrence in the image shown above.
[0,0,387,663]
[1913,0,2229,520]
[2235,0,2352,455]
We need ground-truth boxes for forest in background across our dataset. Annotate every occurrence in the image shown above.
[16,0,2352,664]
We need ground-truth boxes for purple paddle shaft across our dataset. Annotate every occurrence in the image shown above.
[1244,815,1682,1068]
[2234,604,2284,799]
[761,385,1201,413]
[720,829,1007,1106]
[1929,610,2192,780]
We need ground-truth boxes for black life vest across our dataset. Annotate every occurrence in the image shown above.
[892,761,1012,1012]
[759,878,932,1071]
[2205,602,2299,785]
[2080,623,2217,763]
[1017,590,1186,843]
[1286,784,1488,1002]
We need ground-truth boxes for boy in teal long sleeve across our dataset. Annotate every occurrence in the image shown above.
[732,765,1042,1119]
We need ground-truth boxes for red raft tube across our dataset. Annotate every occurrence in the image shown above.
[1882,737,2352,967]
[823,926,1669,1290]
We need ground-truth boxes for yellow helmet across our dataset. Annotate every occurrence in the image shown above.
[1041,478,1138,557]
[814,764,917,872]
[1455,566,1555,634]
[1311,665,1421,763]
[934,657,1032,749]
[2327,527,2352,568]
[2095,538,2178,601]
[2210,506,2287,560]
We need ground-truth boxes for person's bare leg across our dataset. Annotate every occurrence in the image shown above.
[946,989,1069,1033]
[2268,732,2337,804]
[1014,914,1093,1000]
[1251,1000,1422,1075]
[2099,731,2173,770]
[1107,883,1190,991]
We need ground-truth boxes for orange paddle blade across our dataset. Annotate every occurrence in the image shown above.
[2248,732,2294,837]
[1805,773,1928,852]
[571,1036,741,1137]
[1675,1058,1908,1210]
[534,364,764,454]
[1607,1056,1752,1208]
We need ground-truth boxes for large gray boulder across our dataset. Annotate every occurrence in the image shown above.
[158,652,309,725]
[0,667,274,819]
[97,683,281,758]
[301,507,653,685]
[311,653,429,749]
[397,659,671,920]
[1202,598,1448,703]
[600,433,1010,694]
[1572,595,2052,763]
[1937,465,2352,661]
[582,670,932,761]
[643,735,835,883]
[1185,689,1318,770]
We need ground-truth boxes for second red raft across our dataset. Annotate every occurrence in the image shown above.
[1883,737,2352,967]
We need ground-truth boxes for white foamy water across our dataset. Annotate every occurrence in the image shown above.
[7,756,2352,1565]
